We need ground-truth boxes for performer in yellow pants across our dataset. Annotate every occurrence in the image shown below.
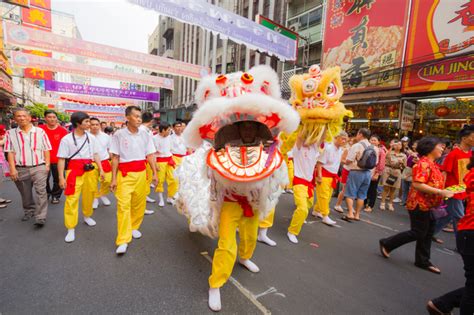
[115,169,148,246]
[314,177,333,217]
[156,159,177,198]
[288,184,314,237]
[257,209,276,246]
[64,168,98,229]
[209,201,260,289]
[285,157,294,193]
[153,122,177,206]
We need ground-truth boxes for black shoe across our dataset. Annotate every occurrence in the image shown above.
[34,219,46,227]
[21,213,34,221]
[51,197,60,204]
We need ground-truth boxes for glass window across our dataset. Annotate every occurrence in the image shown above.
[299,13,309,29]
[308,8,322,27]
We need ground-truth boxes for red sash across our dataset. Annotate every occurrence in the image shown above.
[157,156,176,167]
[118,160,146,177]
[224,194,254,217]
[293,176,315,198]
[101,159,112,173]
[65,159,92,196]
[173,154,187,158]
[321,168,340,189]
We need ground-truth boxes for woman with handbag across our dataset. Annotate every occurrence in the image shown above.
[379,137,455,274]
[380,140,407,211]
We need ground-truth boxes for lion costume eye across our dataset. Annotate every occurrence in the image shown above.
[303,79,317,94]
[326,82,337,97]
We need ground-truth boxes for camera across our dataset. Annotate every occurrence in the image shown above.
[83,163,95,171]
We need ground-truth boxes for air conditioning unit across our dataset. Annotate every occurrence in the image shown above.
[289,23,299,32]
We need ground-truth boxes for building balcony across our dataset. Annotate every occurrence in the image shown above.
[162,49,174,59]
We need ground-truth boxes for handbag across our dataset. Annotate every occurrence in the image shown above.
[430,205,448,220]
[385,174,398,186]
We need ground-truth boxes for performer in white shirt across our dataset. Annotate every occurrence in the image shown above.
[57,112,104,243]
[109,106,158,255]
[153,122,177,207]
[169,121,188,201]
[89,117,112,209]
[139,112,157,215]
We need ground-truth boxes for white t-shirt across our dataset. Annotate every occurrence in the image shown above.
[153,134,172,158]
[293,144,320,181]
[170,133,187,155]
[318,142,343,174]
[139,124,153,136]
[57,132,99,160]
[92,131,110,161]
[109,127,156,162]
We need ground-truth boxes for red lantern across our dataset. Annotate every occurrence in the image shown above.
[435,106,450,117]
[388,105,397,113]
[367,106,374,114]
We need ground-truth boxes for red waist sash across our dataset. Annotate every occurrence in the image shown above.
[157,156,176,167]
[293,176,315,198]
[321,168,340,189]
[65,159,92,196]
[118,160,146,177]
[224,194,254,217]
[101,159,112,173]
[173,153,187,158]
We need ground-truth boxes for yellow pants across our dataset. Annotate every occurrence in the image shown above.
[115,170,147,245]
[314,177,333,217]
[64,170,98,229]
[288,184,314,236]
[92,163,112,198]
[146,163,153,195]
[171,155,183,195]
[286,159,294,189]
[155,161,177,197]
[259,208,275,229]
[209,201,260,288]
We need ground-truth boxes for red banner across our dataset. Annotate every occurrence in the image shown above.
[21,7,51,29]
[30,0,51,10]
[24,67,53,80]
[4,0,29,8]
[402,0,474,94]
[322,0,411,93]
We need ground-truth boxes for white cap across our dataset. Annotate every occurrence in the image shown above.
[401,136,409,142]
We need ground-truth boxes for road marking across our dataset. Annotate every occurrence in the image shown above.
[200,251,271,314]
[435,248,455,256]
[359,218,399,232]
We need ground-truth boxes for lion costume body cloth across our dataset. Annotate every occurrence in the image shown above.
[175,66,300,238]
[280,65,353,155]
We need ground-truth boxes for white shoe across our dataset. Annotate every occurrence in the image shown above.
[286,189,294,194]
[84,217,96,227]
[287,232,298,244]
[322,216,337,226]
[282,190,287,194]
[238,258,260,273]
[334,205,344,213]
[92,198,99,209]
[257,228,277,247]
[158,199,165,207]
[144,209,155,215]
[100,196,111,206]
[132,230,142,239]
[208,288,221,312]
[166,197,175,205]
[393,197,402,203]
[116,244,128,254]
[146,196,156,203]
[65,229,75,243]
[311,210,323,219]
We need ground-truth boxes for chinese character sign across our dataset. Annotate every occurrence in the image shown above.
[322,0,411,93]
[402,0,474,94]
[21,7,52,29]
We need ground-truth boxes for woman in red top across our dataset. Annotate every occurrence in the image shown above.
[428,154,474,315]
[379,137,454,274]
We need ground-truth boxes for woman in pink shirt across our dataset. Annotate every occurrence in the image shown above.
[364,135,386,212]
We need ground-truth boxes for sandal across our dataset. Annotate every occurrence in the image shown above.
[0,199,11,204]
[341,215,354,222]
[379,240,390,258]
[388,204,395,211]
[415,264,441,274]
[379,203,385,211]
[0,204,6,209]
[432,237,444,245]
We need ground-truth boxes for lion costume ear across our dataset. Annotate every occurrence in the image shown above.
[288,74,304,107]
[194,75,222,107]
[248,65,281,98]
[318,67,343,104]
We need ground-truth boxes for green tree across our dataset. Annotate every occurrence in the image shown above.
[25,103,70,122]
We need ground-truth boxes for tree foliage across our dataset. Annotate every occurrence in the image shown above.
[25,103,70,122]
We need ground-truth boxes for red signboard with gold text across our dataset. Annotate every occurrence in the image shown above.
[30,0,51,10]
[322,0,411,93]
[402,0,474,93]
[21,6,52,29]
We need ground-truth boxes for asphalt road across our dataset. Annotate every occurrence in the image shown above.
[0,179,465,315]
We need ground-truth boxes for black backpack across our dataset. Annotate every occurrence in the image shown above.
[357,142,377,170]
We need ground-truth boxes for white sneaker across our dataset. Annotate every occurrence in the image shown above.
[132,230,142,239]
[146,196,156,203]
[311,210,323,219]
[65,229,75,243]
[334,205,344,213]
[393,197,402,203]
[116,244,128,254]
[208,288,221,312]
[100,196,111,206]
[257,228,277,247]
[322,216,337,226]
[144,209,155,215]
[287,232,298,244]
[92,198,99,209]
[238,258,260,273]
[158,199,165,207]
[84,217,96,227]
[282,190,287,194]
[166,197,175,205]
[286,189,294,194]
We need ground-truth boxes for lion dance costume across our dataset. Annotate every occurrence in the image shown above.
[175,65,299,311]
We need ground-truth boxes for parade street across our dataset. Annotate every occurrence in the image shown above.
[0,179,464,315]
